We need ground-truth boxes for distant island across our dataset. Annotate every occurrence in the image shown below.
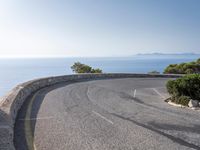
[136,52,199,56]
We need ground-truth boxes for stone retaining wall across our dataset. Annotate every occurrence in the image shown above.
[0,73,182,149]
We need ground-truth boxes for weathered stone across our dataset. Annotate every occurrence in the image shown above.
[188,99,199,107]
[0,126,14,150]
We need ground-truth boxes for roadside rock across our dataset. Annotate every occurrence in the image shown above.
[188,100,199,107]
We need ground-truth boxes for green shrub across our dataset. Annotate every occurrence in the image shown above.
[166,74,200,103]
[197,58,200,64]
[164,58,200,74]
[71,62,102,73]
[171,95,190,106]
[166,80,179,96]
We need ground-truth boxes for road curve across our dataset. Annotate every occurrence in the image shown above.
[14,78,200,150]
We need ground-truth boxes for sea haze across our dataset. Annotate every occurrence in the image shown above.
[0,54,199,97]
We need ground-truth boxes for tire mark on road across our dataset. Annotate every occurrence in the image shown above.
[111,113,200,150]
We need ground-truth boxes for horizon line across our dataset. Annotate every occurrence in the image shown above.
[0,52,199,59]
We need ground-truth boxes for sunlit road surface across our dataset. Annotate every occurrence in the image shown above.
[14,78,200,150]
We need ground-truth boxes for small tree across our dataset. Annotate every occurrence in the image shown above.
[71,62,102,73]
[91,68,102,73]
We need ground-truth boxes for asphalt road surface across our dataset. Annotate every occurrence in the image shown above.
[14,78,200,150]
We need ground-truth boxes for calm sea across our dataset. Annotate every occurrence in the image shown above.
[0,55,199,97]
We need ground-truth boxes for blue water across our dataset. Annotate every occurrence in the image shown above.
[0,55,199,97]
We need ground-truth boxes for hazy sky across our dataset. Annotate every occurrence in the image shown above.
[0,0,200,57]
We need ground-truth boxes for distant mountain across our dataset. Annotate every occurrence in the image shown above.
[134,52,200,59]
[136,52,199,56]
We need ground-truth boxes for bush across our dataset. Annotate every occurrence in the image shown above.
[171,95,190,106]
[197,58,200,64]
[164,58,200,74]
[166,74,200,105]
[166,80,179,96]
[71,62,102,73]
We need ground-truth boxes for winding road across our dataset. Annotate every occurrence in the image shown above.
[14,78,200,150]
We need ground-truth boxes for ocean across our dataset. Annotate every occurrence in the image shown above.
[0,55,199,97]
